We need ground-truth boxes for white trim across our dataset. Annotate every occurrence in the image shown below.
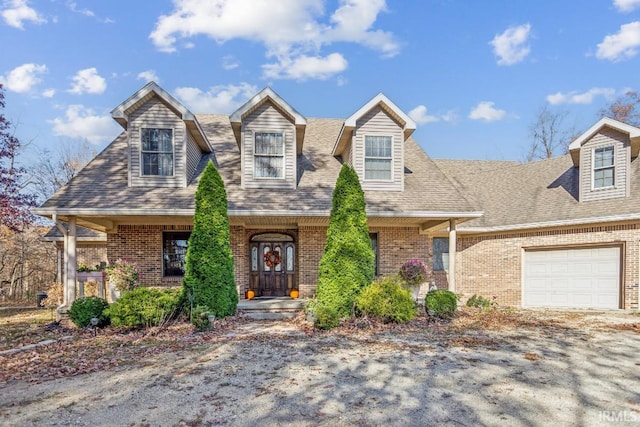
[344,93,416,132]
[230,87,306,126]
[569,117,640,151]
[33,207,484,218]
[459,212,640,233]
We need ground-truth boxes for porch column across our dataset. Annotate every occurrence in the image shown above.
[448,219,457,293]
[65,217,77,306]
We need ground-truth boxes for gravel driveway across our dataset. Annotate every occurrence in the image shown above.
[1,310,639,426]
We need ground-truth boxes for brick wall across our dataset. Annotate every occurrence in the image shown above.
[457,223,640,309]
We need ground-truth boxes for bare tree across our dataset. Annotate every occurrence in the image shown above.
[600,90,640,126]
[526,105,575,162]
[31,139,95,202]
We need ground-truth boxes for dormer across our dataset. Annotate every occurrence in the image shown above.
[230,87,306,190]
[333,93,416,192]
[111,82,211,188]
[569,117,640,202]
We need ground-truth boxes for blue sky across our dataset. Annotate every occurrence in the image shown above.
[1,0,639,162]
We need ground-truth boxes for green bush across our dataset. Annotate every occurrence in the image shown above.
[183,161,238,319]
[356,276,417,323]
[191,305,211,331]
[425,289,457,318]
[316,164,375,329]
[105,287,181,328]
[466,294,496,309]
[68,296,110,328]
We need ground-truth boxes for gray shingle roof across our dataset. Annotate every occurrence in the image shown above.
[39,114,477,217]
[434,155,640,231]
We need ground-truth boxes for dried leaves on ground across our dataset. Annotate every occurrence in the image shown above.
[0,307,638,386]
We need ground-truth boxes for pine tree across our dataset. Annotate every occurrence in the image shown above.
[315,164,375,328]
[183,160,238,318]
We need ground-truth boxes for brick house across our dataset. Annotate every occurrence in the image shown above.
[34,83,640,310]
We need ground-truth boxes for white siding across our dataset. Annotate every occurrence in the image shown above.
[241,102,296,190]
[342,139,354,167]
[579,127,630,202]
[185,131,202,183]
[354,106,404,191]
[129,96,186,188]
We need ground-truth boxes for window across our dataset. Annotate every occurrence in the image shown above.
[593,146,614,189]
[370,233,379,276]
[142,128,173,176]
[364,135,392,180]
[254,132,284,178]
[433,238,449,271]
[163,232,190,276]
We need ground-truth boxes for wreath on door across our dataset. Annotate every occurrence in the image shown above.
[264,250,282,268]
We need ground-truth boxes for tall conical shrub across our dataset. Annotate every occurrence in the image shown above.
[183,160,238,318]
[315,164,375,328]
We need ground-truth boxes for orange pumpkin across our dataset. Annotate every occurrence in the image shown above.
[290,289,299,299]
[246,290,255,300]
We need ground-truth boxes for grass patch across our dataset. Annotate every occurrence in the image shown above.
[0,307,59,351]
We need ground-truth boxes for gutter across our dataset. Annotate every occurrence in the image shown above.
[34,207,484,219]
[459,212,640,234]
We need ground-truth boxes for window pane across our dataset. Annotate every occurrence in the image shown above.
[286,245,294,271]
[163,232,190,276]
[158,153,173,176]
[365,159,391,180]
[255,132,283,155]
[594,146,614,168]
[433,238,449,271]
[142,128,173,176]
[255,156,283,178]
[365,135,391,157]
[594,168,614,188]
[251,247,258,271]
[143,153,158,175]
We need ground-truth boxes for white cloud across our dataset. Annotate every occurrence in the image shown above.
[137,70,159,83]
[49,105,118,144]
[1,0,46,29]
[468,102,506,122]
[490,23,532,66]
[614,0,640,12]
[149,0,397,80]
[222,55,239,70]
[263,53,348,80]
[546,87,616,105]
[174,83,258,113]
[0,63,47,93]
[596,21,640,61]
[409,105,458,125]
[68,68,107,94]
[41,88,55,98]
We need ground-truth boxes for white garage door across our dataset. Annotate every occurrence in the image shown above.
[523,247,620,309]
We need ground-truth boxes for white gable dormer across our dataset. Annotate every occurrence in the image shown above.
[333,93,416,192]
[111,82,211,188]
[230,87,306,190]
[569,117,640,202]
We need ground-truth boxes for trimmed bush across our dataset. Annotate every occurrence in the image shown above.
[356,276,417,323]
[316,164,375,329]
[191,305,211,331]
[425,290,458,318]
[105,287,181,328]
[68,296,110,328]
[183,160,238,319]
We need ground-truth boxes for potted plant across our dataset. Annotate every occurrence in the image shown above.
[399,258,429,301]
[104,259,140,302]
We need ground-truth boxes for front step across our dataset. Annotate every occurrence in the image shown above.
[237,297,305,320]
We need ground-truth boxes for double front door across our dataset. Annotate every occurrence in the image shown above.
[249,234,295,297]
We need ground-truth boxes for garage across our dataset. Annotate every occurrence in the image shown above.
[523,246,621,309]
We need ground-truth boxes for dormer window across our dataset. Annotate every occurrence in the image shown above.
[254,132,284,178]
[364,135,392,180]
[593,146,614,189]
[142,128,174,176]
